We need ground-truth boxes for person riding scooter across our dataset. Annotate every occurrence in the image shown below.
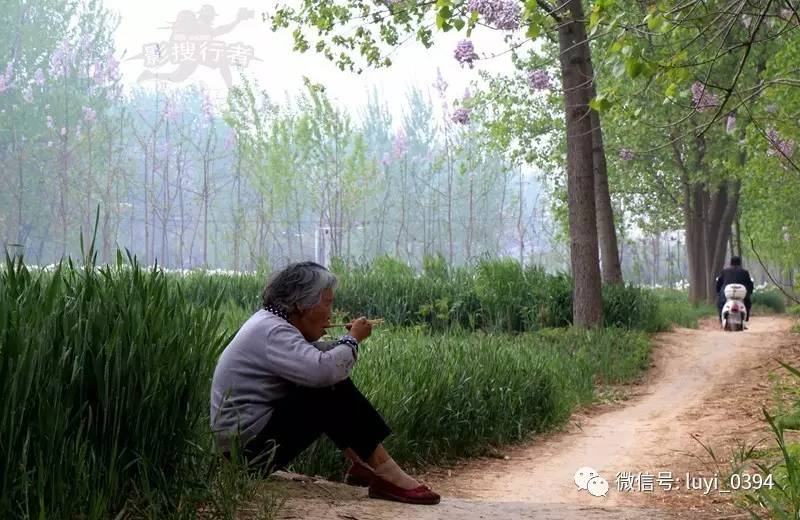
[715,256,754,328]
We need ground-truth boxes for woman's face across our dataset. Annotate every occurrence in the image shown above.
[294,288,334,341]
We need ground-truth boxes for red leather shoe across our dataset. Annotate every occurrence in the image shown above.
[368,474,441,505]
[343,460,374,487]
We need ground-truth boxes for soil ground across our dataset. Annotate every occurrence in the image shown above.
[265,316,799,520]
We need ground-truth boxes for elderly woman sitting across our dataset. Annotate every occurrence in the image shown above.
[210,261,440,505]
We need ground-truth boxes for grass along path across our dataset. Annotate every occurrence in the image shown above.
[269,316,794,520]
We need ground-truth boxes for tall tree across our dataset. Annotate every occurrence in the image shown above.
[268,0,610,325]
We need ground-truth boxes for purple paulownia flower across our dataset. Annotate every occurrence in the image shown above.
[467,0,521,30]
[527,69,551,90]
[34,68,45,87]
[726,114,736,134]
[451,106,471,124]
[619,148,635,161]
[49,41,72,79]
[691,82,718,112]
[83,106,96,123]
[393,129,408,158]
[432,68,448,98]
[766,128,795,158]
[454,39,478,68]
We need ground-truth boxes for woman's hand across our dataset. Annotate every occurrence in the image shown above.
[345,316,372,342]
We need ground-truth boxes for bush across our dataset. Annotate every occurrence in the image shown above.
[0,255,233,518]
[0,253,667,516]
[524,267,573,329]
[647,289,717,328]
[124,259,706,336]
[473,257,528,331]
[603,283,666,332]
[752,289,787,313]
[737,362,800,517]
[179,269,264,311]
[285,326,652,479]
[333,257,673,333]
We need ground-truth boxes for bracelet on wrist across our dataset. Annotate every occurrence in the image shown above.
[339,334,359,348]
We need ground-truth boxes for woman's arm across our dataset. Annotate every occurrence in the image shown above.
[311,340,338,352]
[311,335,359,353]
[265,323,358,388]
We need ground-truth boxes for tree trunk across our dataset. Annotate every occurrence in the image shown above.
[467,175,474,262]
[233,153,242,271]
[60,129,69,259]
[585,49,623,284]
[703,180,740,301]
[704,183,726,300]
[498,168,508,254]
[705,187,737,297]
[177,146,186,270]
[652,234,660,286]
[296,187,305,258]
[447,149,454,264]
[735,212,743,258]
[102,131,113,264]
[203,159,209,267]
[85,128,93,248]
[143,146,150,265]
[162,124,170,267]
[14,126,25,248]
[558,0,603,326]
[685,181,708,304]
[377,166,390,256]
[395,164,407,259]
[518,169,525,264]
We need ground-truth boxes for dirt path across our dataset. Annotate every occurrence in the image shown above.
[272,316,798,520]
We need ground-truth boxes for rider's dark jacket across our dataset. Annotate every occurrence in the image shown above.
[715,266,754,310]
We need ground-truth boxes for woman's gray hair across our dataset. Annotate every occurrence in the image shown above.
[261,262,338,316]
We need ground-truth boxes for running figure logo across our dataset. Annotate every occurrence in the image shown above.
[130,5,257,87]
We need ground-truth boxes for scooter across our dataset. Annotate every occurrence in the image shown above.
[721,283,748,332]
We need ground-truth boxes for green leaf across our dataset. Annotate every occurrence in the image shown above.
[437,5,453,31]
[607,12,625,31]
[466,10,478,37]
[589,95,613,112]
[526,23,540,38]
[664,82,677,99]
[589,9,601,28]
[777,411,800,430]
[646,13,663,31]
[625,57,644,78]
[453,18,465,31]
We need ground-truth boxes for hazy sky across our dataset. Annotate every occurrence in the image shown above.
[105,0,516,122]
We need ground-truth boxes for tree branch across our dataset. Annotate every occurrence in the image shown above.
[537,0,563,23]
[746,227,800,305]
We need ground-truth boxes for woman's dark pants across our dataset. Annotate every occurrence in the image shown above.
[235,378,391,473]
